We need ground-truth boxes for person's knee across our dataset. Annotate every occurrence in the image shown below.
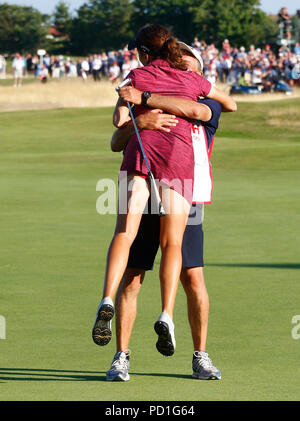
[181,268,206,294]
[160,241,182,251]
[114,231,136,247]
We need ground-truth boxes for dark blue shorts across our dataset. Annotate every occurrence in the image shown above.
[127,204,204,270]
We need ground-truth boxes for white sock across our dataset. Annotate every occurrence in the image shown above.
[100,296,114,307]
[158,311,174,329]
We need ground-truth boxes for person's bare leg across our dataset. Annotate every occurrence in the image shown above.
[115,268,145,351]
[102,175,149,300]
[159,188,190,318]
[180,267,209,351]
[92,175,149,346]
[181,267,221,379]
[154,187,190,356]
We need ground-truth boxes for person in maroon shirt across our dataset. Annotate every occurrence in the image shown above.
[92,24,231,358]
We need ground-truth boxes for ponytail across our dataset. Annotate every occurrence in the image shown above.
[160,37,187,70]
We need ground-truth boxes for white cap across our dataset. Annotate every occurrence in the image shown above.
[178,41,203,71]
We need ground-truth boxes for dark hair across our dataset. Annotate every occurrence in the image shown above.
[135,24,187,71]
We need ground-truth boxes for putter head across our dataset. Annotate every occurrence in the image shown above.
[158,202,166,217]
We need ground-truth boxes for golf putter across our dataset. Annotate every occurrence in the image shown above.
[116,79,165,217]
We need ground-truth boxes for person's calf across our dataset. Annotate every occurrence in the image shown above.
[115,268,145,351]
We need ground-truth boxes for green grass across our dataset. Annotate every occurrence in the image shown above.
[0,100,300,401]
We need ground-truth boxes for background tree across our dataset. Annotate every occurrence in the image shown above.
[130,0,200,43]
[0,4,49,54]
[53,1,72,34]
[191,0,277,48]
[48,1,73,54]
[70,0,133,55]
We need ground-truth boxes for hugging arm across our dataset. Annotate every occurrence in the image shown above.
[206,85,237,112]
[118,86,212,122]
[111,110,179,152]
[113,97,131,128]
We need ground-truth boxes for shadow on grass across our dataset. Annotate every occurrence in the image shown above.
[206,262,300,270]
[0,368,191,382]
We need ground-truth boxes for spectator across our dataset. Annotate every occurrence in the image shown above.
[68,59,77,77]
[108,60,121,84]
[243,68,252,86]
[123,47,131,61]
[92,54,102,81]
[294,42,300,56]
[129,53,139,70]
[222,39,231,56]
[0,55,6,79]
[39,64,48,83]
[192,37,201,49]
[44,53,51,74]
[81,57,90,81]
[25,53,33,76]
[58,56,65,77]
[12,53,24,87]
[293,10,300,43]
[116,50,124,72]
[77,59,83,77]
[278,7,292,40]
[64,57,70,76]
[121,55,131,80]
[279,40,290,57]
[238,46,248,60]
[51,57,60,78]
[252,64,262,86]
[248,44,256,59]
[101,52,108,76]
[261,64,278,91]
[107,51,116,69]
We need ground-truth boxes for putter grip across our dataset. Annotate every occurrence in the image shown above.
[115,78,132,91]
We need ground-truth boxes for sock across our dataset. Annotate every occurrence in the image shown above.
[158,311,174,329]
[100,296,114,308]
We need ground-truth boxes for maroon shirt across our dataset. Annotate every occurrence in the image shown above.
[121,59,211,204]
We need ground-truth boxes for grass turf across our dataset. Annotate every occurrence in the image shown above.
[0,100,300,401]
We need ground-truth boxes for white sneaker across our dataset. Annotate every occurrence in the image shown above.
[106,351,131,382]
[154,311,176,356]
[92,297,114,346]
[192,351,221,380]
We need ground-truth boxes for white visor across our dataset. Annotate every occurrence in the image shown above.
[178,41,204,71]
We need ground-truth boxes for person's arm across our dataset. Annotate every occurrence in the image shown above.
[206,85,237,112]
[118,86,212,121]
[111,109,178,152]
[112,97,131,128]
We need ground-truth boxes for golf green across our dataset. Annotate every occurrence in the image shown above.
[0,100,300,400]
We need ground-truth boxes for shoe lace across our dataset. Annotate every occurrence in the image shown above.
[193,351,214,370]
[111,350,131,370]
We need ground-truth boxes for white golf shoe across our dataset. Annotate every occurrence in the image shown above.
[192,351,221,380]
[106,350,131,382]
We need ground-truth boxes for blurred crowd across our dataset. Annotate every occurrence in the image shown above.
[5,40,300,89]
[1,49,140,87]
[1,7,300,90]
[192,38,300,90]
